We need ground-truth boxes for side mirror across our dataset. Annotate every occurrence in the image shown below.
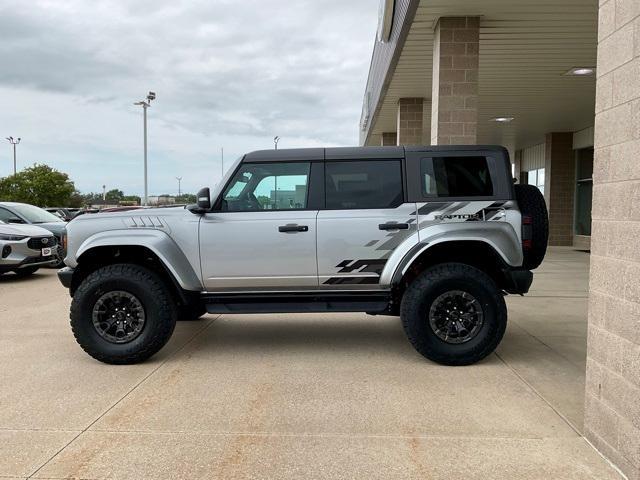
[197,187,211,210]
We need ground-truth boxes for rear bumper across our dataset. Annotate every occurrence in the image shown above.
[503,268,533,294]
[57,266,74,289]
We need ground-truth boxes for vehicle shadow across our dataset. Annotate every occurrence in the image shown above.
[0,271,48,283]
[191,314,424,362]
[178,314,504,366]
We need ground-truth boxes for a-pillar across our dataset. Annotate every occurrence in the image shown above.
[430,16,479,145]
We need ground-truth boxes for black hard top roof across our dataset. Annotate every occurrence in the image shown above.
[243,145,508,162]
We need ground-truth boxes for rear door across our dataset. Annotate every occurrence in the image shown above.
[316,154,418,288]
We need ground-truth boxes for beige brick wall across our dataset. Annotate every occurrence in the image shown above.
[397,98,423,145]
[381,132,397,146]
[545,132,576,246]
[430,17,479,145]
[585,1,640,478]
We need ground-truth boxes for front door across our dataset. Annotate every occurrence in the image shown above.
[200,161,318,290]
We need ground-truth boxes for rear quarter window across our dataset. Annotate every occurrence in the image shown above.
[405,151,513,201]
[422,156,493,197]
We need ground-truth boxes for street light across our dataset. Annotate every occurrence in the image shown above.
[274,136,280,150]
[5,136,21,175]
[134,91,156,206]
[176,176,182,197]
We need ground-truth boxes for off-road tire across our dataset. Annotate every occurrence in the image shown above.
[12,266,39,277]
[400,263,507,366]
[515,184,548,270]
[177,303,207,321]
[70,263,177,364]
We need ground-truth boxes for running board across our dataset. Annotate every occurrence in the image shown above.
[203,291,391,314]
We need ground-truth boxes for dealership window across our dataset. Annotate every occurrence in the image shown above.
[575,148,593,236]
[527,168,545,195]
[421,156,493,197]
[325,160,403,209]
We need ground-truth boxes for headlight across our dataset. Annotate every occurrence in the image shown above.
[0,234,27,241]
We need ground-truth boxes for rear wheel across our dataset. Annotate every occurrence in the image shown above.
[400,263,507,365]
[70,263,177,364]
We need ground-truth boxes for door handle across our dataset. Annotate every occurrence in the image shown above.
[278,224,309,233]
[378,222,409,231]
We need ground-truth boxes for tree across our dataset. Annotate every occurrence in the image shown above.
[122,195,141,205]
[79,192,103,205]
[105,189,124,202]
[175,193,196,204]
[0,164,76,207]
[67,190,85,208]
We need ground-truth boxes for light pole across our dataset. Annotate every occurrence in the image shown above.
[134,91,156,206]
[176,176,182,197]
[102,185,106,201]
[274,136,280,150]
[5,136,20,175]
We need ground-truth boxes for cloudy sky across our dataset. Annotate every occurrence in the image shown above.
[0,0,378,196]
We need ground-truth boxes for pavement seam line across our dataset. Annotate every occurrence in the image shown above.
[494,351,582,436]
[508,319,587,373]
[25,314,221,480]
[72,430,574,440]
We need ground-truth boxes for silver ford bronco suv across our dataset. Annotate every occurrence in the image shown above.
[58,146,548,365]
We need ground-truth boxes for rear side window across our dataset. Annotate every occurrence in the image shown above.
[325,160,403,209]
[421,156,493,197]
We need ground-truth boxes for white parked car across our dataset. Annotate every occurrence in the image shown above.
[0,220,59,277]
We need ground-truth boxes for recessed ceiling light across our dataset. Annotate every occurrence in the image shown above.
[492,117,514,123]
[564,67,595,76]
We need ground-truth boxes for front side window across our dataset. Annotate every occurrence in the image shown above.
[0,208,15,223]
[421,156,494,197]
[325,160,403,209]
[222,162,310,211]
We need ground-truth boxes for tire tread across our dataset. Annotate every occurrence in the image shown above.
[401,263,507,366]
[70,263,176,364]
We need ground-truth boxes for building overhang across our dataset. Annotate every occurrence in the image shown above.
[360,0,598,150]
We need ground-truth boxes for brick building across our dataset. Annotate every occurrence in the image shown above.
[361,0,639,477]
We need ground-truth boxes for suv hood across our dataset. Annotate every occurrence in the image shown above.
[0,223,53,237]
[32,222,67,236]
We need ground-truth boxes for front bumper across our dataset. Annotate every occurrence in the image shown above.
[0,240,59,272]
[58,266,74,289]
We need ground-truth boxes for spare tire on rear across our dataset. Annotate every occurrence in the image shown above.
[515,184,548,270]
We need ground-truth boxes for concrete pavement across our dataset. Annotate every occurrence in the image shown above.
[0,248,623,479]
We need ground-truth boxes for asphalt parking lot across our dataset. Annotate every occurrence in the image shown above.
[0,248,622,479]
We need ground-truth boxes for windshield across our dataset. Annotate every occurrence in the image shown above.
[10,204,64,223]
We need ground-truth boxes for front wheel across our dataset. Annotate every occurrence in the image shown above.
[400,263,507,366]
[70,264,177,364]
